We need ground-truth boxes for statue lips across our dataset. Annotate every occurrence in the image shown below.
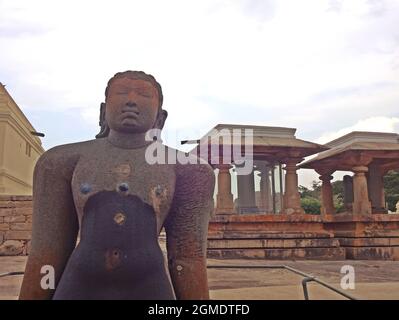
[121,108,139,126]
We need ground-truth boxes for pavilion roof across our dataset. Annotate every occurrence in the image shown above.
[185,124,327,159]
[300,131,399,169]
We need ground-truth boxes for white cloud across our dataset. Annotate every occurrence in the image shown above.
[0,0,398,151]
[316,116,399,144]
[298,115,399,188]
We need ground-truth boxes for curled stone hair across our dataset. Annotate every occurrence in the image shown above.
[96,71,165,139]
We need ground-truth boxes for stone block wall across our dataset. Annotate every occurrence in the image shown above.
[0,196,32,256]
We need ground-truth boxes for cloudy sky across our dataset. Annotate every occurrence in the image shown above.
[1,0,398,186]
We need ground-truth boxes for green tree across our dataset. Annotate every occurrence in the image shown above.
[299,181,321,214]
[301,197,321,214]
[384,170,399,212]
[299,185,313,199]
[300,180,345,214]
[331,180,345,212]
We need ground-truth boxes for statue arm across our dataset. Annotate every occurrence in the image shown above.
[164,162,215,300]
[19,149,79,299]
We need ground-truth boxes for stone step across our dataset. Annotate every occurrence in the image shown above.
[338,237,399,247]
[345,246,399,260]
[332,230,399,238]
[207,238,340,249]
[207,247,346,260]
[208,231,333,240]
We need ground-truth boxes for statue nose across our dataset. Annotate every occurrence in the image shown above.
[125,101,137,107]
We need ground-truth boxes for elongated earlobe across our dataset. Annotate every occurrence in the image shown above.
[95,102,110,138]
[154,109,168,130]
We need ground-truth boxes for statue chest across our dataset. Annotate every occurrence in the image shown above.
[71,153,176,232]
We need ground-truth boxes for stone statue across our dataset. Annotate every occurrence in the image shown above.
[19,71,215,300]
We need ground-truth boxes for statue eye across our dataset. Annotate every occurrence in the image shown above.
[138,92,153,98]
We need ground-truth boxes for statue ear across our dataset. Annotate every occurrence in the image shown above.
[95,102,110,138]
[99,102,106,126]
[154,109,168,130]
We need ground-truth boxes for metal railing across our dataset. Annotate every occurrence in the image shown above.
[0,271,25,278]
[207,264,357,300]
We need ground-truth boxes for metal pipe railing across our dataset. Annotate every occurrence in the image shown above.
[0,271,25,278]
[207,264,358,300]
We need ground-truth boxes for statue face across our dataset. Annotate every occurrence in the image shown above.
[105,77,159,134]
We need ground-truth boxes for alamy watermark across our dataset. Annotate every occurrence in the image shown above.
[40,265,55,290]
[340,265,355,290]
[144,128,254,175]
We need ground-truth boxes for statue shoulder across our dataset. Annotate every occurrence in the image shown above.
[160,145,214,186]
[35,139,99,178]
[174,158,215,195]
[166,150,215,223]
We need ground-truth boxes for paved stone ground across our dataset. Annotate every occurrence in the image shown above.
[1,256,399,300]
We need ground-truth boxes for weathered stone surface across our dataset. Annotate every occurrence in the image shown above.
[0,240,24,256]
[208,212,399,261]
[208,231,333,239]
[0,195,32,201]
[338,237,399,247]
[4,215,26,223]
[26,240,32,255]
[0,224,9,231]
[0,198,33,257]
[13,202,33,208]
[14,208,33,216]
[207,248,346,260]
[345,247,399,260]
[211,213,323,223]
[10,223,32,231]
[5,231,31,240]
[0,209,14,217]
[0,201,16,208]
[207,238,340,249]
[208,249,266,259]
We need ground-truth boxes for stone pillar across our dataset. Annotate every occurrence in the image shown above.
[258,166,273,213]
[352,166,372,215]
[317,171,335,216]
[282,158,304,214]
[237,168,256,214]
[367,163,386,213]
[215,164,234,214]
[343,175,353,212]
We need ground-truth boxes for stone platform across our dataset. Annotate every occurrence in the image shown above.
[207,213,399,261]
[0,196,32,256]
[324,213,399,260]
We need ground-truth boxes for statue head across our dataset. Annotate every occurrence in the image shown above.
[96,71,168,138]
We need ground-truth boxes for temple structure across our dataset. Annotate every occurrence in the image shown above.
[188,124,327,215]
[299,131,399,260]
[0,83,44,195]
[188,125,399,261]
[300,131,399,215]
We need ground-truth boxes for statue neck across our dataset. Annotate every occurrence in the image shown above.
[107,129,153,149]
